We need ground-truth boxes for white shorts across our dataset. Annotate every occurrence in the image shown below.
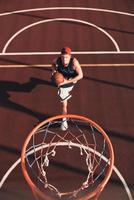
[58,83,74,102]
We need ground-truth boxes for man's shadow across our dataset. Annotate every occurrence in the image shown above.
[0,77,56,121]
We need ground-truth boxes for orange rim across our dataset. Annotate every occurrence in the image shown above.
[21,114,114,200]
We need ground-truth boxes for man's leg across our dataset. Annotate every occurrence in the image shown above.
[58,84,74,130]
[62,99,68,115]
[61,100,68,130]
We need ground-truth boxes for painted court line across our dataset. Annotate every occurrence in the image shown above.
[2,18,120,53]
[0,51,134,56]
[0,63,134,68]
[0,7,133,17]
[1,7,133,55]
[0,152,133,200]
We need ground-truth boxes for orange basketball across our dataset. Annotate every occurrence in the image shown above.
[53,72,64,85]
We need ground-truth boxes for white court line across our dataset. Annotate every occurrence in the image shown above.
[0,64,134,68]
[2,18,120,53]
[0,51,134,56]
[0,150,133,200]
[0,7,133,17]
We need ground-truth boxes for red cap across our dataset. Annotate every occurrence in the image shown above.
[61,47,71,55]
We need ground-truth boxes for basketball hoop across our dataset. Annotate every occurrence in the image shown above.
[21,114,114,200]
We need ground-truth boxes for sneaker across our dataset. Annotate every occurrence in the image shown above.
[61,118,68,131]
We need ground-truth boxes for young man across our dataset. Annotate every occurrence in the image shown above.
[51,47,83,130]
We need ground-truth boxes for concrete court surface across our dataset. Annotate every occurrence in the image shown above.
[0,1,134,200]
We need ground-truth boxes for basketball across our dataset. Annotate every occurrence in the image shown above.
[53,72,64,85]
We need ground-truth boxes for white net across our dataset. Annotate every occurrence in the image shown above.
[22,115,114,200]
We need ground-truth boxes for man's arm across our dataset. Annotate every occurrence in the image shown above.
[51,59,57,75]
[72,58,83,82]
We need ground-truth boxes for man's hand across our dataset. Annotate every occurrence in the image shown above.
[58,79,77,87]
[58,79,68,86]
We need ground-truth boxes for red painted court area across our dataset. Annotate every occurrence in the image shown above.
[0,1,134,200]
